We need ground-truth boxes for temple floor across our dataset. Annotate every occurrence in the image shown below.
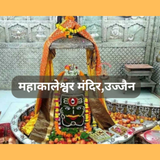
[0,89,160,123]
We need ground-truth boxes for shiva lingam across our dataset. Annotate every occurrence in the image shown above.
[59,64,86,128]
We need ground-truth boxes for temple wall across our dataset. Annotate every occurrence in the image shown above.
[151,16,160,95]
[0,16,159,95]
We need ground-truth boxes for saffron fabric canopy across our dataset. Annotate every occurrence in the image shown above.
[35,19,102,114]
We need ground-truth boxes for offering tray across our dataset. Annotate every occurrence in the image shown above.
[109,124,128,136]
[143,130,160,144]
[89,128,112,144]
[102,121,160,144]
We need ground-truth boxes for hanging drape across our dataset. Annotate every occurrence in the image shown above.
[35,19,102,114]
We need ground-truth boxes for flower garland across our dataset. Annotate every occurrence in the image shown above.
[56,24,87,38]
[84,91,92,132]
[54,90,73,138]
[65,16,75,21]
[54,89,92,137]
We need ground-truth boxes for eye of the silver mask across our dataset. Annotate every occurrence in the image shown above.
[64,106,71,111]
[76,106,83,110]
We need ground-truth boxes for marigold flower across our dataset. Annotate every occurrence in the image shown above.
[65,16,75,21]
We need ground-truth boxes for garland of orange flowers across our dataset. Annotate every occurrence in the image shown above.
[54,89,92,137]
[54,121,73,138]
[65,16,75,21]
[56,24,87,39]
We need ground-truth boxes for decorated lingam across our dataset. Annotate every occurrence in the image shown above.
[15,17,114,144]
